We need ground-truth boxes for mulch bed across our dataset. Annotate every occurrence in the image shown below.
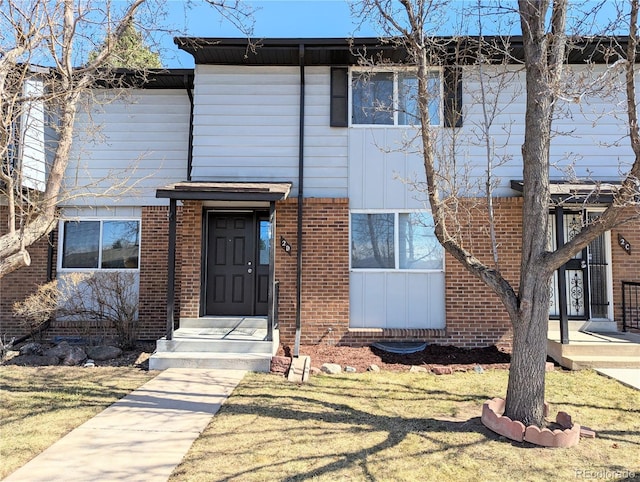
[280,344,512,372]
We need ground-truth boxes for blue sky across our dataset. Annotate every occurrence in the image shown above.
[161,0,377,67]
[157,0,623,68]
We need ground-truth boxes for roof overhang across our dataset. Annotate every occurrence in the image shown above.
[156,181,292,202]
[174,36,639,66]
[510,180,621,204]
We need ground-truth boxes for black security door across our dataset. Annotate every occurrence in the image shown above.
[204,211,269,316]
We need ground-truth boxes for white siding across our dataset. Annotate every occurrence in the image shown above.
[20,77,47,191]
[350,271,445,329]
[191,65,348,197]
[64,90,189,207]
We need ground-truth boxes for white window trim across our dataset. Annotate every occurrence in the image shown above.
[349,67,443,128]
[349,209,445,273]
[57,218,142,272]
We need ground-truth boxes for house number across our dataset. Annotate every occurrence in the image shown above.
[280,236,292,255]
[618,233,632,255]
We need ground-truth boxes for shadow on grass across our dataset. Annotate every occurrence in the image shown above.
[174,377,507,481]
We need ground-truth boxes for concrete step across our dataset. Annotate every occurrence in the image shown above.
[180,317,267,329]
[560,355,640,370]
[548,340,640,358]
[156,338,274,354]
[547,320,618,332]
[148,352,272,372]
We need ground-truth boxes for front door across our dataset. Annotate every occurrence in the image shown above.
[549,210,612,320]
[204,211,270,316]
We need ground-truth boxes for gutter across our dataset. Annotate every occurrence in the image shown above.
[294,44,305,358]
[185,74,194,181]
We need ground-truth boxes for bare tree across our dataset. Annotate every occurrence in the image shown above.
[352,0,640,426]
[0,0,150,277]
[0,0,253,279]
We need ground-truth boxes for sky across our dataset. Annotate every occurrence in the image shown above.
[160,0,379,67]
[156,0,623,68]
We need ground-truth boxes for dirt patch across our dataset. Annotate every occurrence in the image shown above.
[280,344,512,372]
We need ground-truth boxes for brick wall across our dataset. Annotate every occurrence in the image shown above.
[275,198,351,346]
[0,206,53,339]
[177,201,202,319]
[611,210,640,331]
[443,197,521,349]
[138,206,172,339]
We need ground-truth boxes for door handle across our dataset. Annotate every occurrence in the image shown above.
[248,268,253,274]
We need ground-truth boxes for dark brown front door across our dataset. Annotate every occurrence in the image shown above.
[204,211,269,316]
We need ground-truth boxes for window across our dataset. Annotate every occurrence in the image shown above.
[351,70,441,126]
[351,212,443,270]
[61,220,140,269]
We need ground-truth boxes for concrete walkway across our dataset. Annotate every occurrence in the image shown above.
[4,368,246,482]
[595,368,640,390]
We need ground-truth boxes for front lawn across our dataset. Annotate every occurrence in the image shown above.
[171,369,640,481]
[0,366,155,479]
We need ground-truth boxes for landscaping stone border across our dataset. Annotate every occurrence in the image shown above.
[481,397,582,448]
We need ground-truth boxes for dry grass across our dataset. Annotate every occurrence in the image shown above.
[171,369,640,482]
[0,366,155,479]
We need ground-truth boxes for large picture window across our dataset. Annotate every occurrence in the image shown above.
[61,220,140,269]
[351,212,443,270]
[351,70,441,126]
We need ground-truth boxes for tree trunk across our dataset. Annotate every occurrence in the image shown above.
[504,274,551,427]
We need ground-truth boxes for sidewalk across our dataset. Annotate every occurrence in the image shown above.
[3,368,246,482]
[595,368,640,390]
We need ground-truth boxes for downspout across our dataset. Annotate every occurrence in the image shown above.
[184,74,194,181]
[294,44,305,358]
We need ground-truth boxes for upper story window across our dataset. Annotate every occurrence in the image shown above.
[351,70,441,126]
[60,219,140,270]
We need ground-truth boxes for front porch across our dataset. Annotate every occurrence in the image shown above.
[547,321,640,370]
[149,317,278,371]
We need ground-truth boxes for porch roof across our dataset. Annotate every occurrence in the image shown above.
[156,181,292,201]
[510,180,621,203]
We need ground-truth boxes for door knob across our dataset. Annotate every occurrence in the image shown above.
[248,268,253,273]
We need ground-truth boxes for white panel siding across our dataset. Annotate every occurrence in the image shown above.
[191,65,348,197]
[350,65,634,203]
[349,128,427,210]
[64,90,189,207]
[20,78,47,191]
[350,271,445,329]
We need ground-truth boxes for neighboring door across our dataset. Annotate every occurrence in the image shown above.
[204,211,269,316]
[549,210,611,320]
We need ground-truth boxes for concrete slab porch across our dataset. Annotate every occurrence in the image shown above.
[547,328,640,370]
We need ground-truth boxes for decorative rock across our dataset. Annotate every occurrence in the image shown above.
[580,427,597,438]
[270,356,292,375]
[556,411,573,429]
[309,366,322,376]
[62,346,87,366]
[474,365,484,374]
[6,355,60,366]
[367,364,380,372]
[431,366,453,375]
[320,363,342,375]
[344,366,357,373]
[44,341,72,359]
[409,365,428,373]
[19,342,44,356]
[86,346,122,361]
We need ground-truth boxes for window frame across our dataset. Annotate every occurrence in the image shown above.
[349,209,444,272]
[57,218,142,272]
[349,67,443,128]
